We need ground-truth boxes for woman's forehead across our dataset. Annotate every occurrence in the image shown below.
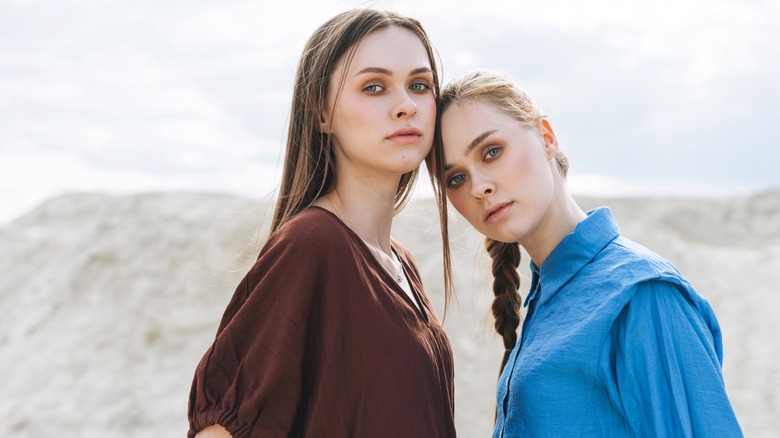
[340,26,431,76]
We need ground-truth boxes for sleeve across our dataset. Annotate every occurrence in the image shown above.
[187,228,323,438]
[602,280,743,437]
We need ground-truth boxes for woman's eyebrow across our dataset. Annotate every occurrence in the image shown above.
[444,129,497,172]
[354,66,432,77]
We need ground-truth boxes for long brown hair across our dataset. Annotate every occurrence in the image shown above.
[428,71,569,373]
[270,9,441,236]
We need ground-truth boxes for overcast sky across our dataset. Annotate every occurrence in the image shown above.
[1,0,778,224]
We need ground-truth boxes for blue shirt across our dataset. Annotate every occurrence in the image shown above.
[494,207,742,437]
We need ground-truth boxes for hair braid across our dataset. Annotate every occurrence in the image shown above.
[485,237,522,375]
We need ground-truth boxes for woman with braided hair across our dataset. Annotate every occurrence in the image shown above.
[427,70,742,437]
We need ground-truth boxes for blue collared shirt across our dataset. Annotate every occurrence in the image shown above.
[494,207,742,437]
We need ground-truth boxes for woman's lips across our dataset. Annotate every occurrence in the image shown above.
[387,127,422,144]
[484,202,513,224]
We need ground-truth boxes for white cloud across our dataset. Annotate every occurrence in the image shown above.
[0,0,778,224]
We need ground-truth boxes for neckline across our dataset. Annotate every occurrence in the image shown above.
[307,205,428,321]
[308,205,402,277]
[362,239,405,283]
[534,207,619,306]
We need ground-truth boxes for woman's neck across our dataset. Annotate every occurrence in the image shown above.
[320,173,400,255]
[523,194,586,269]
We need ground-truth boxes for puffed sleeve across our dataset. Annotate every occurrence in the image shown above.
[601,280,743,437]
[187,228,323,438]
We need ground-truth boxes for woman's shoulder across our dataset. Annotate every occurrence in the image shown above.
[235,208,356,298]
[247,207,357,269]
[590,235,718,321]
[269,206,352,246]
[572,235,702,317]
[594,235,687,285]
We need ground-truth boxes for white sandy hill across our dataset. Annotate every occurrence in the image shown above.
[0,191,778,437]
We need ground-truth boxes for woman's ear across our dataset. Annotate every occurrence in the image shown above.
[318,114,330,133]
[540,119,559,159]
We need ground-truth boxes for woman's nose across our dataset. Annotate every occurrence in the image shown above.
[393,91,418,120]
[471,173,495,199]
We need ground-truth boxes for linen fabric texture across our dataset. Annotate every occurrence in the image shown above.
[188,207,455,437]
[494,207,742,437]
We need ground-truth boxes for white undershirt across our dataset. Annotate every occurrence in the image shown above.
[362,241,421,311]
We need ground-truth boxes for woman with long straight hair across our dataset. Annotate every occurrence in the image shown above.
[188,9,455,437]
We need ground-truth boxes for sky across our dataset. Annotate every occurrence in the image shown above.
[1,0,778,224]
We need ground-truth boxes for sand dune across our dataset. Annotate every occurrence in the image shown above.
[1,191,777,437]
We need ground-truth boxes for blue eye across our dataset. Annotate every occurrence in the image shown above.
[485,146,501,160]
[363,84,384,93]
[447,174,466,188]
[410,82,430,92]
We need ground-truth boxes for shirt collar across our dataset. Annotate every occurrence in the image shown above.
[526,207,620,306]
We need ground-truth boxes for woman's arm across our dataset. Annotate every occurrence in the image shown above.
[606,280,742,437]
[188,221,326,436]
[195,425,232,438]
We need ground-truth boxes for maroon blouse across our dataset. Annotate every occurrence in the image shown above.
[188,207,455,437]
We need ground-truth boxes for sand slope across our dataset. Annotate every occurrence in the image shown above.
[0,191,777,437]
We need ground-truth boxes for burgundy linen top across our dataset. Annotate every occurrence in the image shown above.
[188,207,455,437]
